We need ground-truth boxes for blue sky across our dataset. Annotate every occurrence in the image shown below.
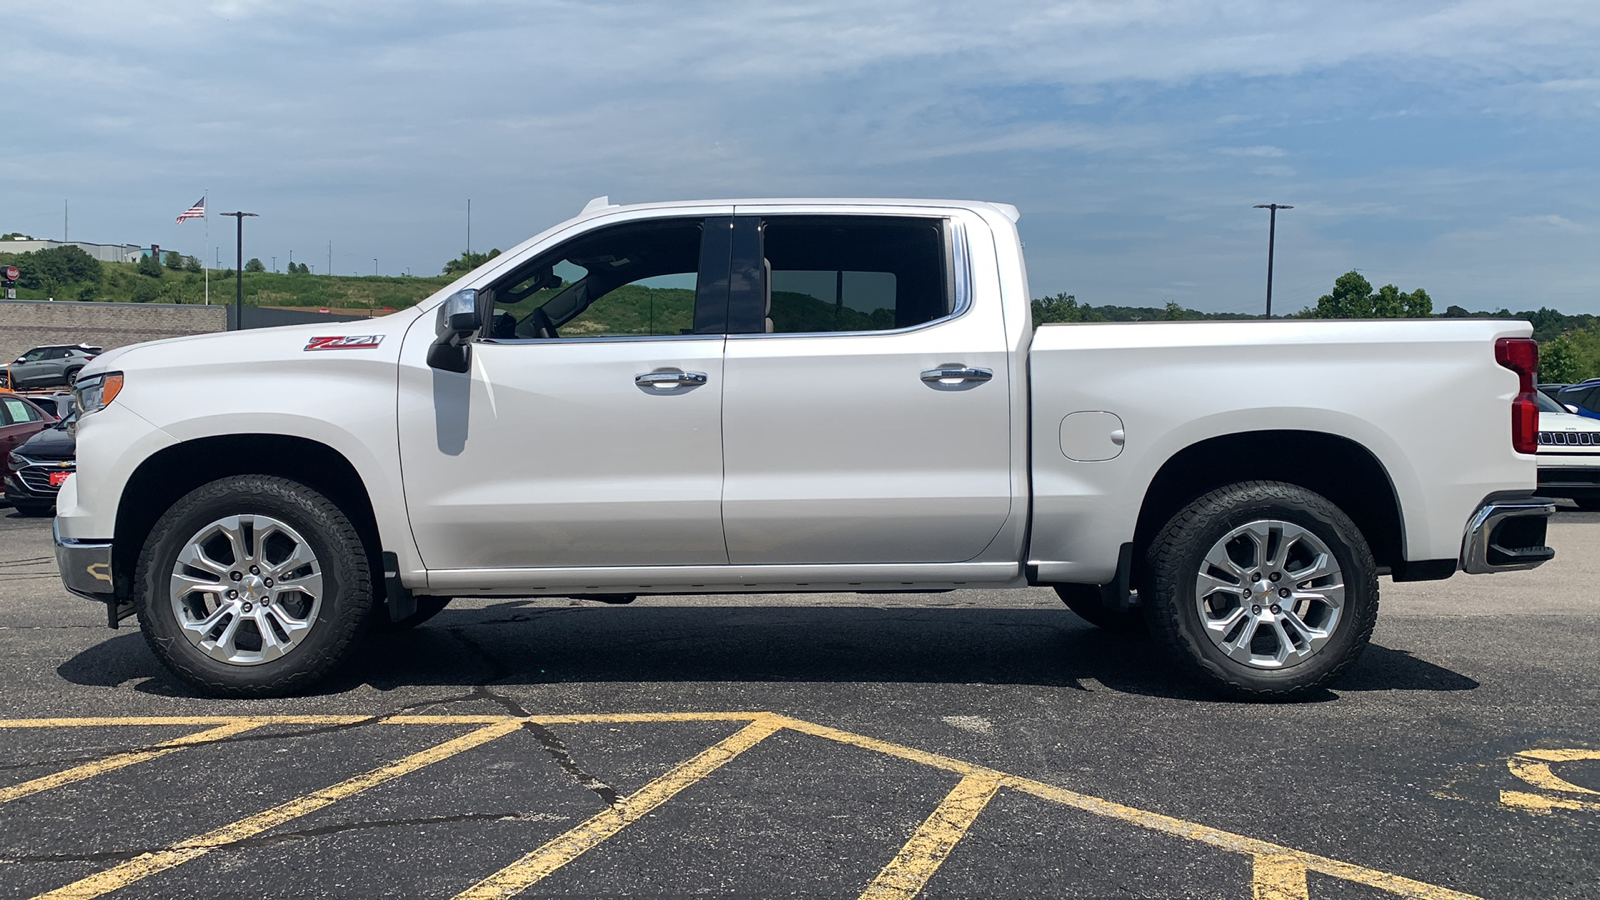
[4,0,1598,314]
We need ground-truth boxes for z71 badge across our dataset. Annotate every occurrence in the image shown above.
[305,335,384,351]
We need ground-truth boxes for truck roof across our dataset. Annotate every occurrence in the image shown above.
[574,196,1022,224]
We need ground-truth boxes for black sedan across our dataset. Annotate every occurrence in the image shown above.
[4,413,75,516]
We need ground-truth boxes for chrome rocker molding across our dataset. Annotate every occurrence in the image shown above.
[1460,495,1556,574]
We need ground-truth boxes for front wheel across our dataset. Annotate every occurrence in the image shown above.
[135,475,374,697]
[1141,481,1378,701]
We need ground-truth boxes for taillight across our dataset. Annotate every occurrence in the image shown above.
[1495,337,1539,455]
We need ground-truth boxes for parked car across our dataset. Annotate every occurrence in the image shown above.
[4,409,75,516]
[0,395,58,490]
[1554,380,1600,420]
[5,345,102,390]
[56,196,1553,700]
[14,392,77,419]
[1533,389,1600,509]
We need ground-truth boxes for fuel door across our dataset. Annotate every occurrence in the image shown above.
[1060,411,1125,462]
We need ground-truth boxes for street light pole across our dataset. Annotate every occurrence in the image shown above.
[220,212,258,330]
[1253,204,1292,317]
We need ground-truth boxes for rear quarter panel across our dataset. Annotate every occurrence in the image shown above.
[1028,318,1535,583]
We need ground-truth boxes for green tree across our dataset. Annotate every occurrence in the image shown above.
[16,245,104,296]
[245,257,266,273]
[1540,333,1582,384]
[1163,301,1195,321]
[1,232,35,241]
[136,252,164,278]
[129,279,161,303]
[1313,271,1432,318]
[184,255,202,273]
[1030,293,1103,325]
[163,250,184,270]
[443,249,501,276]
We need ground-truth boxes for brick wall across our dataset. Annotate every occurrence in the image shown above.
[0,301,226,362]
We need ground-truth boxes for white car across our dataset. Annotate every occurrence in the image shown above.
[54,196,1554,700]
[1535,390,1600,509]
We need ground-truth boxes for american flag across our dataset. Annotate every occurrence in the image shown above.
[175,197,205,224]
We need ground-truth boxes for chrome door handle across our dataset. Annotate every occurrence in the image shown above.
[920,366,993,386]
[635,370,708,388]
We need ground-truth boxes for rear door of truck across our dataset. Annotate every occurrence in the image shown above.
[718,208,1014,564]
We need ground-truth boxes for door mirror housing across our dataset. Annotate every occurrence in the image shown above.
[427,289,484,373]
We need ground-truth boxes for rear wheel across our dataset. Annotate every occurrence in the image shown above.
[1054,584,1147,634]
[63,367,82,386]
[135,475,374,697]
[1141,481,1378,701]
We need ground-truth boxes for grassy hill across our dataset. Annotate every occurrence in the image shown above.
[0,258,452,310]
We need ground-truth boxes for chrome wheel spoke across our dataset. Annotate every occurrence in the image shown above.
[1220,614,1260,661]
[1197,571,1241,598]
[176,543,231,578]
[1204,604,1248,637]
[1293,582,1345,611]
[1202,544,1248,581]
[1286,552,1334,585]
[179,602,234,637]
[171,571,224,598]
[270,542,318,579]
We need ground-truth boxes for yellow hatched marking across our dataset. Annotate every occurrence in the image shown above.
[453,715,784,900]
[1253,853,1310,900]
[2,714,1489,900]
[31,720,522,900]
[777,716,1483,900]
[0,720,266,806]
[858,774,1001,900]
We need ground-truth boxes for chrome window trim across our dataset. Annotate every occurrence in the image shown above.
[478,334,725,346]
[727,216,973,342]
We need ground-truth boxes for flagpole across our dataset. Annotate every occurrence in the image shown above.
[203,192,209,305]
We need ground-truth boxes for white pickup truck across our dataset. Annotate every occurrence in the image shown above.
[55,197,1555,700]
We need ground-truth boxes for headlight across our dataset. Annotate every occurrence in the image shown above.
[74,371,123,417]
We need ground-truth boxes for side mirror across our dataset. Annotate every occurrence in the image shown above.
[1567,404,1581,414]
[427,289,482,373]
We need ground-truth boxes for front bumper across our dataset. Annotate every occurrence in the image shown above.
[1460,495,1556,574]
[52,520,130,626]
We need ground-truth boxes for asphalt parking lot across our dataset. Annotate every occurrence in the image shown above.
[0,507,1596,899]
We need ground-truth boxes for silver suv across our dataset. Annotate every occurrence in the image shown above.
[3,345,102,390]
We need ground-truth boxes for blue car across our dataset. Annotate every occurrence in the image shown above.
[1555,380,1600,421]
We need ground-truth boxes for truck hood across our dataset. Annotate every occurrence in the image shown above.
[78,308,426,381]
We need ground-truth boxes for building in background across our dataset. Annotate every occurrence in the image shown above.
[0,238,144,264]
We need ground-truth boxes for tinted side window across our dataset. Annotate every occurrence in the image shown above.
[760,217,949,334]
[485,219,709,340]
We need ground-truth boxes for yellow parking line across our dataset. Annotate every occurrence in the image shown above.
[0,720,266,806]
[858,774,1001,900]
[30,719,523,900]
[453,715,785,900]
[0,716,368,728]
[1252,853,1310,900]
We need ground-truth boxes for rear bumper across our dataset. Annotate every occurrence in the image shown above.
[1460,494,1555,574]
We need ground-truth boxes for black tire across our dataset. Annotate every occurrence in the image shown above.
[1054,584,1147,634]
[63,367,82,386]
[373,596,450,632]
[1141,481,1378,701]
[135,475,374,697]
[12,502,54,517]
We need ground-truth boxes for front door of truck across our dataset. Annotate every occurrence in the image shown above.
[398,213,733,570]
[718,212,1014,564]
